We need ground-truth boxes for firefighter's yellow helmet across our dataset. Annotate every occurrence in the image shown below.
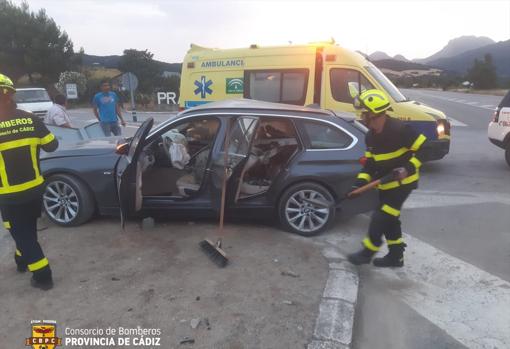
[354,89,391,115]
[0,73,15,95]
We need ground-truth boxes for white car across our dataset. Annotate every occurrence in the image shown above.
[14,87,53,119]
[488,90,510,167]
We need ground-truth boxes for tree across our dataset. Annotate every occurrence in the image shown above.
[118,49,160,93]
[467,53,498,89]
[0,0,75,84]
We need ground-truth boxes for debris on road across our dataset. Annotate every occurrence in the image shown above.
[203,318,211,330]
[142,217,155,230]
[179,337,195,345]
[190,318,200,329]
[281,270,300,278]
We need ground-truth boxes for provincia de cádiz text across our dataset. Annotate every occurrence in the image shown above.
[64,326,161,346]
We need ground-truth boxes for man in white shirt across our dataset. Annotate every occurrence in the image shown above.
[44,94,72,128]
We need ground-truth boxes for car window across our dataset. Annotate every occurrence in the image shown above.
[245,69,308,105]
[302,120,353,149]
[499,91,510,108]
[224,117,258,157]
[365,63,407,102]
[160,117,220,158]
[14,90,51,103]
[330,68,374,103]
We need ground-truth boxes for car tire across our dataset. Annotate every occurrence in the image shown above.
[506,145,510,168]
[43,174,95,226]
[278,182,335,237]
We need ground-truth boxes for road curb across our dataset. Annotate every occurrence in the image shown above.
[308,244,359,349]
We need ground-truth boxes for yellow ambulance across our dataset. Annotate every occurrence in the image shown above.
[179,43,450,160]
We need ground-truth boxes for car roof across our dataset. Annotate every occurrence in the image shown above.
[179,99,335,117]
[16,88,47,91]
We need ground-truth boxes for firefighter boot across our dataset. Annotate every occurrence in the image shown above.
[373,243,407,268]
[31,267,53,291]
[14,252,27,273]
[348,247,376,265]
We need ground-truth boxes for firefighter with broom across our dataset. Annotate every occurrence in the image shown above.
[347,89,427,267]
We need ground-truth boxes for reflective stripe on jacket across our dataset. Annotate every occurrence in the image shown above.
[356,116,427,191]
[0,109,58,204]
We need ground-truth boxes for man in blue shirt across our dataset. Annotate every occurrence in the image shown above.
[92,80,126,136]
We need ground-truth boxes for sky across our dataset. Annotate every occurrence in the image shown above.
[13,0,510,63]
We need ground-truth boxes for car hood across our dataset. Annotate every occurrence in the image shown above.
[41,138,120,159]
[17,101,53,112]
[396,100,447,121]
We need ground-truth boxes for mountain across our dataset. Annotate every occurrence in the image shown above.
[393,54,409,62]
[369,52,409,62]
[81,54,181,73]
[373,59,431,72]
[369,51,391,60]
[416,35,495,63]
[426,39,510,77]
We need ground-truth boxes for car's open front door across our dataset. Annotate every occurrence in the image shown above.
[210,116,259,213]
[115,118,154,228]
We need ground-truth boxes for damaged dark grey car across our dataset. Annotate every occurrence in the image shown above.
[40,99,376,236]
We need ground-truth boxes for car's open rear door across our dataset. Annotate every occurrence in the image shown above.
[115,118,154,228]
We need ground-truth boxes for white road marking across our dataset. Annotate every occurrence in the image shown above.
[406,190,510,210]
[376,234,510,349]
[418,94,497,111]
[448,117,467,127]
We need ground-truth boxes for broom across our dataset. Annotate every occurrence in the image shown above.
[199,119,231,268]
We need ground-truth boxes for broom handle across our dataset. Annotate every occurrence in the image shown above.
[219,120,231,232]
[347,179,381,197]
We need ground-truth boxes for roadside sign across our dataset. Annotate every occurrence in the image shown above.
[120,72,139,122]
[157,92,177,104]
[121,72,138,92]
[65,83,78,99]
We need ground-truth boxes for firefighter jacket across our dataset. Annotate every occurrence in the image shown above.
[355,116,427,191]
[0,109,58,204]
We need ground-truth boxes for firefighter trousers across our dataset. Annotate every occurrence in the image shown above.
[1,198,50,274]
[363,185,413,251]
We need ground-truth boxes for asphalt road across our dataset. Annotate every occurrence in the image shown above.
[351,89,510,349]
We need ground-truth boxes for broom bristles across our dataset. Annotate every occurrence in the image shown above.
[199,239,229,268]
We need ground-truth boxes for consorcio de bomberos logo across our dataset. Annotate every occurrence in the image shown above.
[25,320,62,349]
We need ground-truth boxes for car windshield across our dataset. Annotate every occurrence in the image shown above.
[14,90,51,103]
[365,64,408,102]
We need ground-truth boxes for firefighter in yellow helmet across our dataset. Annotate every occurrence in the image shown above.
[0,74,58,289]
[347,89,427,267]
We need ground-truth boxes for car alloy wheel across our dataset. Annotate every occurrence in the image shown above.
[43,180,80,224]
[284,189,330,234]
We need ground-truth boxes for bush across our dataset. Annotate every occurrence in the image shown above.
[56,71,87,96]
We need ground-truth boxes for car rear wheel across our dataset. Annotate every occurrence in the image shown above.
[278,182,335,236]
[43,174,95,226]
